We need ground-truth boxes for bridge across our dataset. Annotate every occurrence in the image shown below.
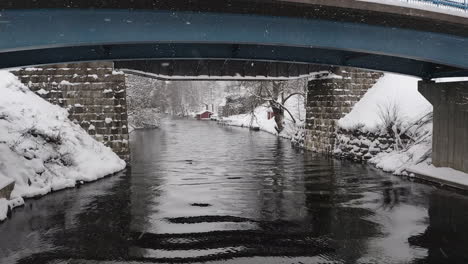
[1,0,468,173]
[0,0,467,79]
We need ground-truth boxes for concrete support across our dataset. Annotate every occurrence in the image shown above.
[419,81,468,173]
[304,67,382,153]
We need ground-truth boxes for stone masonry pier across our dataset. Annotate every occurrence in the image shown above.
[303,67,383,153]
[11,62,130,161]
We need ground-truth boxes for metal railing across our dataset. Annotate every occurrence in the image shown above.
[398,0,468,12]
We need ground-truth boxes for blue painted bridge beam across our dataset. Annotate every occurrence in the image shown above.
[1,43,466,79]
[0,9,467,78]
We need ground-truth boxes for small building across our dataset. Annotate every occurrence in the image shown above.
[196,111,213,120]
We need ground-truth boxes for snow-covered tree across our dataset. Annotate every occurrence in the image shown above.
[241,79,307,132]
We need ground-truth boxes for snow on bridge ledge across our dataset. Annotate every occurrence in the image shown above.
[119,69,315,81]
[361,0,468,16]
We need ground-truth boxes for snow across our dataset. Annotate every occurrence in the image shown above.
[105,117,113,124]
[407,164,468,188]
[337,73,432,174]
[369,140,432,174]
[59,80,72,85]
[308,71,344,80]
[338,73,432,132]
[435,77,468,83]
[0,199,8,221]
[24,68,43,71]
[0,70,126,221]
[0,174,14,190]
[112,70,124,75]
[338,72,468,189]
[221,94,305,139]
[36,88,49,95]
[119,69,313,81]
[221,105,278,134]
[360,0,468,17]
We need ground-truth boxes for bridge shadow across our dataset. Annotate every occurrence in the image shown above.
[408,191,468,264]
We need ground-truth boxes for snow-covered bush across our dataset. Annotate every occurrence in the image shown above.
[369,110,433,174]
[221,94,259,117]
[128,108,160,130]
[377,102,403,134]
[125,74,164,130]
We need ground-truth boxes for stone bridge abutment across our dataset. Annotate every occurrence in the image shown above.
[302,69,468,174]
[11,62,130,161]
[302,67,383,153]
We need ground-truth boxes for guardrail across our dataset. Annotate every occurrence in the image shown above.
[398,0,468,12]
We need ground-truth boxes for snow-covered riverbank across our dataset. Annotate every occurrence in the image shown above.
[221,73,468,190]
[0,71,126,221]
[220,94,305,140]
[336,73,468,189]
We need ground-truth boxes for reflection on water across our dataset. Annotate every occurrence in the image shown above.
[1,119,468,264]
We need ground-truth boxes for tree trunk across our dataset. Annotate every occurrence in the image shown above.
[271,81,285,133]
[271,103,284,133]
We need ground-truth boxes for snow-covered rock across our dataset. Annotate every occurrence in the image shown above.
[0,71,126,221]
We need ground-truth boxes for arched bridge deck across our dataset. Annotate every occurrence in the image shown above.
[0,0,467,79]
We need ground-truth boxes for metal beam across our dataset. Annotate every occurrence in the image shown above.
[0,43,460,79]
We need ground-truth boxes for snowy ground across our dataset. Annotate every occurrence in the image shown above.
[338,73,468,189]
[0,71,126,221]
[338,74,432,133]
[220,94,305,139]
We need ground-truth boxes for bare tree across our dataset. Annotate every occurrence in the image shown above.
[245,79,307,133]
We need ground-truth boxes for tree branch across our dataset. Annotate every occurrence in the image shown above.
[282,92,305,104]
[270,100,297,124]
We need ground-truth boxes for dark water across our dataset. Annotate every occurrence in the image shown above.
[1,119,468,264]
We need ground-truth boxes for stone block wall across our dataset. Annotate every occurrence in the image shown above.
[11,62,130,161]
[303,67,383,153]
[334,129,396,162]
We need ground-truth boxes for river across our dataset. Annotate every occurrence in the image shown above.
[1,118,468,264]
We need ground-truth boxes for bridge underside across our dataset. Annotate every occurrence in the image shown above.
[0,8,467,79]
[115,60,325,81]
[2,43,467,80]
